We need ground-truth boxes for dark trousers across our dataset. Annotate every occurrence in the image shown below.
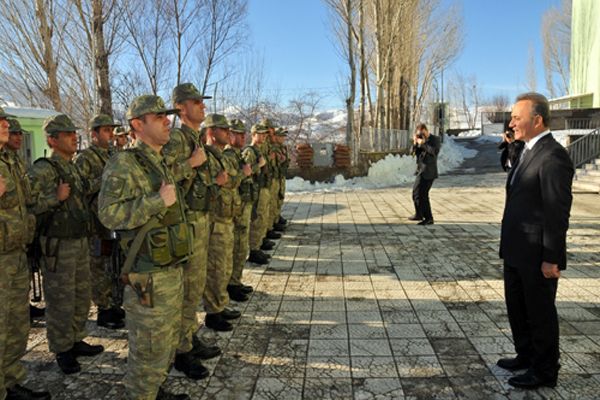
[412,175,434,220]
[504,263,560,379]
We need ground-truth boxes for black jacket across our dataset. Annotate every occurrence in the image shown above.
[412,134,441,180]
[499,134,574,270]
[498,140,524,172]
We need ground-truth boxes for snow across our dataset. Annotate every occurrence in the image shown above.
[552,129,590,147]
[286,136,477,193]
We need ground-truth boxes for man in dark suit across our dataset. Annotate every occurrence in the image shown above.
[409,123,441,225]
[498,92,574,389]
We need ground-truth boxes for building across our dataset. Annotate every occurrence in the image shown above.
[4,106,59,166]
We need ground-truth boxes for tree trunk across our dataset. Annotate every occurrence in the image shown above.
[345,0,355,162]
[35,0,62,111]
[92,0,113,114]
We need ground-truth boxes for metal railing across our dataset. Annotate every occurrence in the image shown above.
[565,118,600,130]
[566,128,600,168]
[360,128,412,152]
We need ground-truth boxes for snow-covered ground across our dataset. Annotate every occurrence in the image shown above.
[287,136,477,193]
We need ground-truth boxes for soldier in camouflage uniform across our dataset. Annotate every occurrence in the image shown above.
[75,114,125,330]
[259,118,282,243]
[247,124,272,265]
[163,83,221,379]
[28,114,104,375]
[270,127,289,231]
[113,126,130,152]
[202,114,244,332]
[225,119,256,301]
[6,118,46,320]
[0,108,51,400]
[98,95,191,400]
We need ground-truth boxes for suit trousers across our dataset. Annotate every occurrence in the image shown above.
[504,263,560,379]
[412,175,434,220]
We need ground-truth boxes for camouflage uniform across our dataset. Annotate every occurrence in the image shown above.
[271,128,289,227]
[0,109,37,400]
[75,114,122,317]
[248,126,272,252]
[27,115,93,356]
[99,95,188,400]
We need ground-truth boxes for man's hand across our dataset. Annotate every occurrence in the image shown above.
[277,153,287,162]
[0,175,5,197]
[188,146,207,168]
[269,152,275,160]
[216,170,229,186]
[242,163,252,177]
[413,134,419,145]
[57,180,71,201]
[159,181,176,207]
[416,138,424,146]
[258,156,266,168]
[541,262,561,279]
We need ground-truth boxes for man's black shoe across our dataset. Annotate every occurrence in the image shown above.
[508,371,557,389]
[6,384,51,400]
[240,284,254,294]
[259,249,271,259]
[221,308,241,319]
[29,305,45,320]
[156,387,190,400]
[278,216,288,225]
[248,250,269,264]
[97,308,125,330]
[260,241,274,251]
[417,218,434,225]
[174,352,209,380]
[56,351,80,374]
[273,223,286,232]
[71,341,104,357]
[205,313,233,332]
[112,306,125,320]
[227,285,249,302]
[496,357,531,371]
[191,335,222,360]
[266,230,281,239]
[407,214,423,221]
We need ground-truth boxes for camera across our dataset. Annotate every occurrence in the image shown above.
[416,133,424,139]
[506,131,514,139]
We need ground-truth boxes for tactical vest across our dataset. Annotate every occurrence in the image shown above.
[205,145,241,219]
[245,145,267,190]
[181,128,211,212]
[118,148,192,274]
[226,147,255,204]
[83,145,112,238]
[34,158,90,239]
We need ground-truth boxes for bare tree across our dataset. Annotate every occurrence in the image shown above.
[526,44,537,92]
[450,71,481,130]
[542,0,571,97]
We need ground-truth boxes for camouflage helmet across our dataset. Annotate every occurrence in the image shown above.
[172,82,212,104]
[43,114,80,135]
[204,113,230,129]
[229,119,246,134]
[275,127,288,137]
[127,95,179,120]
[0,106,16,119]
[259,118,277,129]
[113,126,129,136]
[89,114,121,130]
[8,118,31,134]
[251,123,269,134]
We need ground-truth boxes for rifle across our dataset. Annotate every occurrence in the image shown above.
[27,233,43,302]
[108,231,124,307]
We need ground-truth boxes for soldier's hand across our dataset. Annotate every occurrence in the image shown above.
[216,170,229,186]
[188,146,207,168]
[258,156,266,168]
[0,175,5,197]
[278,153,286,162]
[269,152,275,160]
[159,181,177,207]
[242,163,252,177]
[57,180,71,201]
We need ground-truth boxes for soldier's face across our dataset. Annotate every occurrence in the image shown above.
[95,126,114,149]
[0,118,9,145]
[139,113,171,146]
[179,99,205,124]
[115,135,128,147]
[252,132,265,145]
[51,131,78,155]
[212,127,230,146]
[231,132,246,148]
[7,132,22,150]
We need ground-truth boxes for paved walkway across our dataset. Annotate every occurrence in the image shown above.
[24,172,600,399]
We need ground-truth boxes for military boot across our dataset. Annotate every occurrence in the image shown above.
[6,384,51,400]
[278,216,288,225]
[205,313,233,332]
[191,335,222,360]
[221,307,241,320]
[97,308,125,330]
[174,352,209,380]
[71,340,104,357]
[260,249,272,259]
[56,350,81,374]
[227,285,249,302]
[260,240,274,251]
[266,230,281,239]
[156,386,190,400]
[248,250,269,264]
[112,306,126,320]
[273,223,286,232]
[239,284,254,294]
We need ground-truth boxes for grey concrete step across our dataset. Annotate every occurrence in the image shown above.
[573,179,600,193]
[583,163,599,171]
[576,173,600,184]
[578,169,600,178]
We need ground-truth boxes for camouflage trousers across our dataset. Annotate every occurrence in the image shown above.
[203,216,234,314]
[89,237,112,310]
[178,211,209,354]
[231,202,253,286]
[249,187,271,251]
[0,250,29,400]
[40,236,91,353]
[269,178,281,227]
[123,267,183,400]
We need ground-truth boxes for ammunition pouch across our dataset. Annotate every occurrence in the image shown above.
[210,189,242,219]
[239,180,254,203]
[43,208,90,239]
[186,178,210,212]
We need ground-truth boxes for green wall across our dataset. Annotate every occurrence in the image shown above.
[570,0,600,107]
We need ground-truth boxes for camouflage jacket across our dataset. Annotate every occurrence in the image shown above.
[27,152,90,238]
[6,149,34,202]
[224,145,254,203]
[75,144,110,236]
[0,148,36,253]
[205,144,242,219]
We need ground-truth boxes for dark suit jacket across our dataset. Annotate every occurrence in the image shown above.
[412,134,441,180]
[499,133,574,270]
[498,140,525,172]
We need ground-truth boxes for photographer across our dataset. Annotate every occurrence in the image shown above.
[499,126,524,172]
[409,123,440,225]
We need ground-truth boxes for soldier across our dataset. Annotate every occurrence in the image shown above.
[247,124,272,265]
[163,83,221,380]
[6,118,46,320]
[75,114,125,330]
[225,119,256,301]
[259,118,281,244]
[202,114,244,332]
[98,95,191,400]
[28,114,104,375]
[0,107,51,400]
[113,126,130,152]
[270,127,289,231]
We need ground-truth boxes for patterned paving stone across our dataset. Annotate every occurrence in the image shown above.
[352,377,404,399]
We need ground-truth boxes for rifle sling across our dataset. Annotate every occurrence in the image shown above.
[120,216,161,275]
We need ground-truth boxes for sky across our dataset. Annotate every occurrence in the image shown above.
[246,0,564,110]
